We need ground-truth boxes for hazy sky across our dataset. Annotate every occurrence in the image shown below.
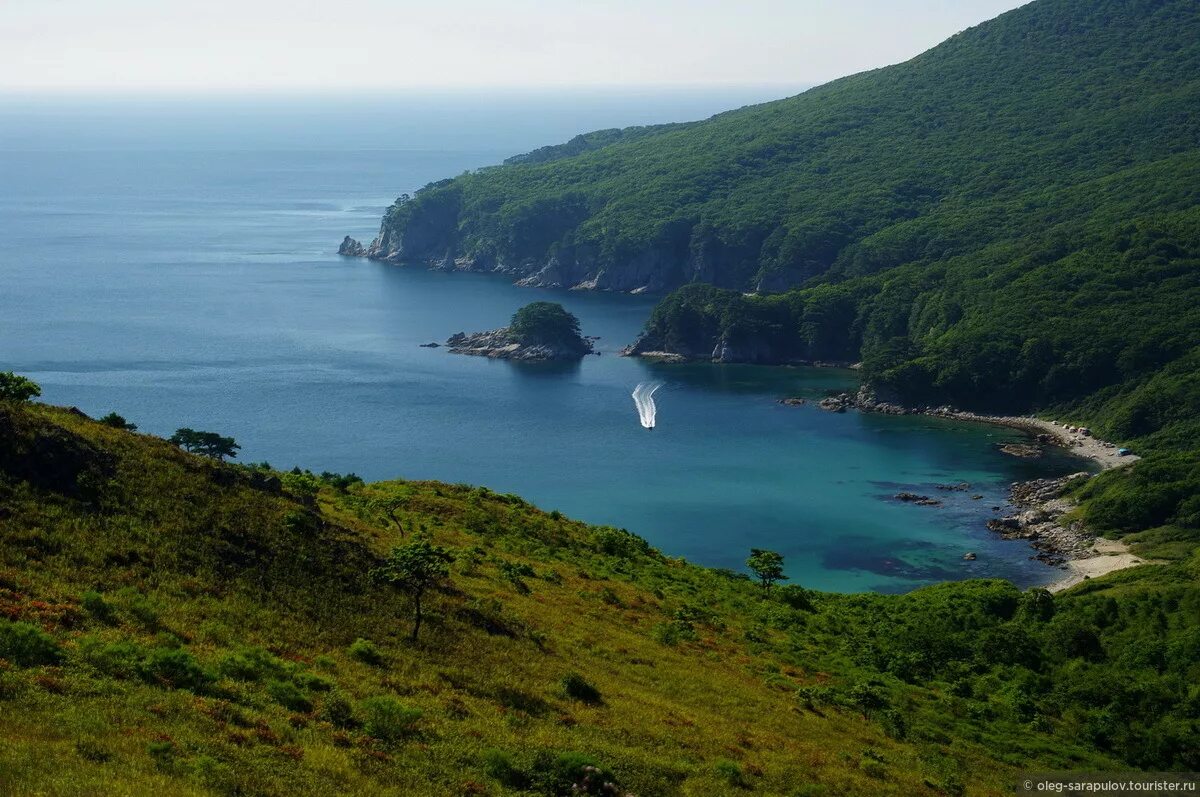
[3,0,1029,93]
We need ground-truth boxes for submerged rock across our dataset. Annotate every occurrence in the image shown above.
[895,492,942,507]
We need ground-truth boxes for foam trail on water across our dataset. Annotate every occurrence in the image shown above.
[632,381,664,429]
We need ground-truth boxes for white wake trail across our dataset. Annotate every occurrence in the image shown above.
[632,381,664,429]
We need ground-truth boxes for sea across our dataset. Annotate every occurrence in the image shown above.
[0,90,1090,592]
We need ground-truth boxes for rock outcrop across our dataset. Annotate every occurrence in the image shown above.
[338,236,366,256]
[985,474,1093,566]
[445,328,594,362]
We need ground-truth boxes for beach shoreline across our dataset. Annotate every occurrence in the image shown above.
[833,386,1153,592]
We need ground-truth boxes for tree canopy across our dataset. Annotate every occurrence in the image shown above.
[508,302,585,348]
[0,372,41,403]
[168,428,240,461]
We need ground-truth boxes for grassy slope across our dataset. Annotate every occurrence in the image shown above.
[1,404,1198,795]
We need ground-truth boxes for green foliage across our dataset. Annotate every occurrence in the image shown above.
[1,400,1198,794]
[80,590,116,623]
[0,620,62,666]
[0,372,41,403]
[138,647,214,692]
[347,637,383,665]
[509,301,587,349]
[168,427,240,460]
[714,758,748,788]
[266,678,312,712]
[217,647,288,681]
[746,548,788,594]
[372,539,455,640]
[360,695,421,742]
[98,412,137,431]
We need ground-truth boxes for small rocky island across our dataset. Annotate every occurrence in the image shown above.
[446,302,595,362]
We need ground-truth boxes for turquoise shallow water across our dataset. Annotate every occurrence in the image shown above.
[0,96,1090,593]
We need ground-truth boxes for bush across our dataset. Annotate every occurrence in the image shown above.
[267,679,312,712]
[323,692,357,729]
[98,412,137,431]
[139,647,214,692]
[361,696,421,742]
[0,621,62,667]
[561,672,602,704]
[80,591,116,623]
[78,637,143,678]
[348,637,383,665]
[0,372,40,402]
[218,647,288,682]
[714,758,748,788]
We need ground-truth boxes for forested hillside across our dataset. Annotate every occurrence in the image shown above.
[364,0,1198,295]
[357,0,1200,554]
[1,401,1198,795]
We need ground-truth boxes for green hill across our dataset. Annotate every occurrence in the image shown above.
[360,0,1200,559]
[1,400,1198,795]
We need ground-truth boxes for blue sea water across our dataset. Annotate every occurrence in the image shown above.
[0,91,1089,592]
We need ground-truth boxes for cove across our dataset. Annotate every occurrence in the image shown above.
[0,144,1088,594]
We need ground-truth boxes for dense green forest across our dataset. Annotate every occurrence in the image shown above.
[1,398,1198,794]
[362,0,1200,556]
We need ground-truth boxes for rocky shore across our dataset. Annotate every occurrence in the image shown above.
[445,328,595,362]
[815,385,1149,590]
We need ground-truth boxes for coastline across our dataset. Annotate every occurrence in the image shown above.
[827,385,1152,592]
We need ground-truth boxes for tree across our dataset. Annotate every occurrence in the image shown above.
[371,496,408,536]
[169,428,240,461]
[99,412,137,431]
[0,372,41,403]
[508,302,584,347]
[747,549,788,595]
[371,540,454,640]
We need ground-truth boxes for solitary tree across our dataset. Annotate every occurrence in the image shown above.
[0,372,41,403]
[99,412,137,431]
[371,540,455,640]
[371,496,408,536]
[169,428,240,461]
[747,548,788,595]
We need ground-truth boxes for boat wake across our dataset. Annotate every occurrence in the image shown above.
[632,382,664,429]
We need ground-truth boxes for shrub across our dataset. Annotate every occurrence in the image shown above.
[323,692,357,729]
[348,637,383,665]
[361,696,421,742]
[561,672,602,704]
[0,372,40,402]
[714,758,748,788]
[81,591,116,623]
[0,621,62,667]
[218,647,288,682]
[98,412,137,431]
[139,647,214,692]
[78,637,143,678]
[775,584,815,612]
[267,679,312,712]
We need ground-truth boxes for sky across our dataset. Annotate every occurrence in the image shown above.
[2,0,1030,94]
